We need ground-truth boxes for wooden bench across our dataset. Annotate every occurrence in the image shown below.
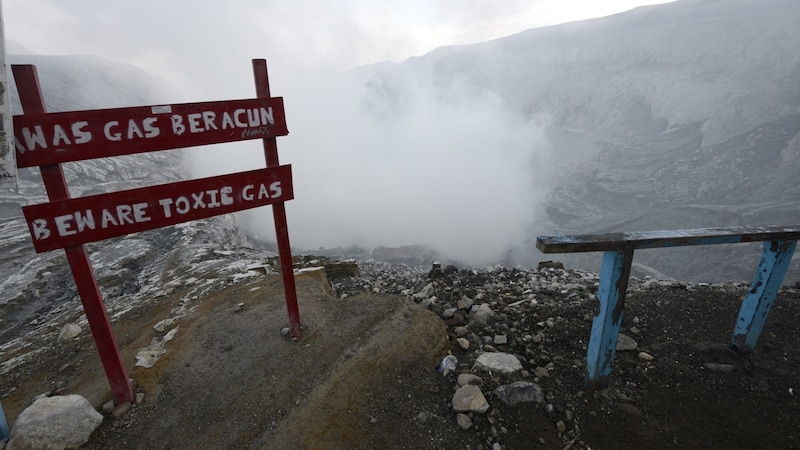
[536,225,800,389]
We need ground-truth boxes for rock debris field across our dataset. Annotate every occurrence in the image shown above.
[2,257,800,449]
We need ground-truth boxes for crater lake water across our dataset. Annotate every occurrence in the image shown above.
[531,129,601,184]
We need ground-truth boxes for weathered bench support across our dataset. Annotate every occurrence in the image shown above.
[732,240,797,352]
[537,225,800,389]
[586,249,633,389]
[0,400,8,440]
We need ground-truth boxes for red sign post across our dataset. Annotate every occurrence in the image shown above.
[13,59,302,406]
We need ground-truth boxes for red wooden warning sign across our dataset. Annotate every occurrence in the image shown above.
[23,165,293,252]
[14,97,288,167]
[12,59,302,407]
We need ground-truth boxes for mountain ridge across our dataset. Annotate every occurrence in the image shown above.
[360,0,800,148]
[355,0,800,282]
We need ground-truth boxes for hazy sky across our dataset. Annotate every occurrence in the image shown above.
[3,0,675,263]
[5,0,674,99]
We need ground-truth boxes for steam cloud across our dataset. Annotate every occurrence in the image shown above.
[184,69,550,266]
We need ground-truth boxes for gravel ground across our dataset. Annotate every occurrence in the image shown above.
[2,258,799,449]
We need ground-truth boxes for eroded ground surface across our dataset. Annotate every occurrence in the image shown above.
[2,261,799,449]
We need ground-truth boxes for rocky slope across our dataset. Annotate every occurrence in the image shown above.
[329,260,800,449]
[5,256,798,449]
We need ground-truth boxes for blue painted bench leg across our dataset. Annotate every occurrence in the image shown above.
[585,249,634,389]
[0,399,8,440]
[732,240,797,353]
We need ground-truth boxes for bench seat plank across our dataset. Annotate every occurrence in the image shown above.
[537,225,800,253]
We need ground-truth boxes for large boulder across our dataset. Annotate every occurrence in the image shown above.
[7,395,103,450]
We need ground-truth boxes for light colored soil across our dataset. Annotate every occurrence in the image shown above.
[6,269,452,449]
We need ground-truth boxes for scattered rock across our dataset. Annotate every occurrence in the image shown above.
[457,296,475,310]
[473,352,522,374]
[437,355,458,375]
[452,385,490,413]
[442,307,458,319]
[468,304,495,327]
[57,324,81,343]
[413,411,433,425]
[494,381,544,406]
[703,362,736,373]
[533,366,550,378]
[153,318,177,333]
[413,283,435,300]
[456,413,473,430]
[10,253,799,449]
[457,373,483,386]
[616,333,638,351]
[135,327,180,368]
[538,261,565,270]
[638,351,654,361]
[111,402,132,421]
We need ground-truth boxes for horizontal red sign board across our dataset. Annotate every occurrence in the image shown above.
[23,165,293,252]
[13,97,288,168]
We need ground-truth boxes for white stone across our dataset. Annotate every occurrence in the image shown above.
[413,283,435,300]
[616,333,638,351]
[135,326,180,368]
[469,303,495,326]
[638,351,654,361]
[452,385,490,413]
[457,296,475,310]
[457,373,483,386]
[456,413,473,429]
[7,394,102,450]
[473,352,522,374]
[153,318,176,333]
[57,324,81,343]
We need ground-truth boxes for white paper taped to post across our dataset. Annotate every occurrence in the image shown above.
[0,1,17,190]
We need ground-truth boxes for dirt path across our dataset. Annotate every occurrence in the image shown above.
[3,269,449,449]
[90,269,449,449]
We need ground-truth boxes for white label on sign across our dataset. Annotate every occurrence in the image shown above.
[151,105,173,114]
[0,3,17,189]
